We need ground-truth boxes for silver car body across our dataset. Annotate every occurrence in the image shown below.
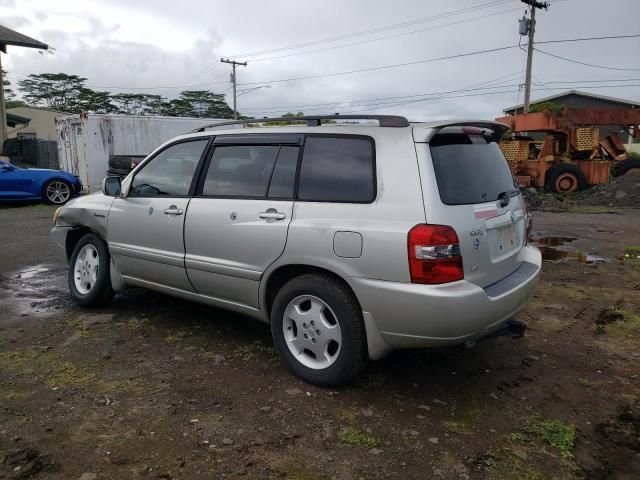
[51,120,541,360]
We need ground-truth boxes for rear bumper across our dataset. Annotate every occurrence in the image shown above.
[350,245,541,358]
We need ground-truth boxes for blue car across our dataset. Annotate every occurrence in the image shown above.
[0,160,82,205]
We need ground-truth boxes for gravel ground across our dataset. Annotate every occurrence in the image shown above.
[1,205,640,480]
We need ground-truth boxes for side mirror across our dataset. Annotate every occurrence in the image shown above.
[102,176,122,197]
[1,163,15,172]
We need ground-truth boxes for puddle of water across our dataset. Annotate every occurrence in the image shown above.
[1,264,68,324]
[532,236,608,264]
[14,265,50,279]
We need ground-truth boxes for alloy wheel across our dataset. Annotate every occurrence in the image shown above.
[282,295,342,369]
[74,244,99,294]
[46,181,71,204]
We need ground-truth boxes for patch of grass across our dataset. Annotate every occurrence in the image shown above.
[512,414,575,459]
[164,330,191,342]
[46,362,95,388]
[578,378,591,386]
[232,342,276,360]
[288,470,325,480]
[554,285,585,301]
[478,450,546,480]
[604,307,640,337]
[623,246,640,260]
[342,428,377,448]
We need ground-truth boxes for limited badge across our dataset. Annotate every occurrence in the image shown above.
[473,238,480,250]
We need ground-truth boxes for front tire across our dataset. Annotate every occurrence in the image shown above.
[68,233,114,307]
[271,274,368,386]
[544,163,587,193]
[43,179,72,205]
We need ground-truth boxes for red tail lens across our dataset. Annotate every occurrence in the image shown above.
[408,224,464,284]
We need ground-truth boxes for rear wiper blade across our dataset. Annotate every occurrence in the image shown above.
[497,190,517,208]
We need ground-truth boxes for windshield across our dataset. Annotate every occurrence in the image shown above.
[429,132,517,205]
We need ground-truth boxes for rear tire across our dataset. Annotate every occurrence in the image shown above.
[614,158,640,176]
[271,273,368,386]
[544,163,587,193]
[68,233,114,307]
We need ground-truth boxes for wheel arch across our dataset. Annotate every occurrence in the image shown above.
[261,263,362,320]
[65,226,106,261]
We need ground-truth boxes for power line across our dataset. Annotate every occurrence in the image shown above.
[227,0,513,59]
[536,33,640,45]
[248,7,523,63]
[242,78,640,115]
[238,44,521,87]
[242,72,524,113]
[534,47,640,71]
[339,83,640,114]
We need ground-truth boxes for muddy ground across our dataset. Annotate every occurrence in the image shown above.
[1,204,639,480]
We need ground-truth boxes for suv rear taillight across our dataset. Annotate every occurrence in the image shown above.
[408,224,464,284]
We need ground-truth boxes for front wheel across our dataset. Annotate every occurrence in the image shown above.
[271,274,368,386]
[68,233,114,307]
[544,163,587,193]
[43,179,73,205]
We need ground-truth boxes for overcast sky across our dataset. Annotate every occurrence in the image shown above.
[1,0,639,120]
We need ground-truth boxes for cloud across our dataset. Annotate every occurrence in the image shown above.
[2,15,30,28]
[2,0,639,120]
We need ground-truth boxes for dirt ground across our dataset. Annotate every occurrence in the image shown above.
[1,204,639,480]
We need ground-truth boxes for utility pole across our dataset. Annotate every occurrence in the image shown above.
[520,0,549,113]
[220,58,247,120]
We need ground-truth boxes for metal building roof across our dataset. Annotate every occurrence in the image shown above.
[0,24,48,52]
[503,90,640,113]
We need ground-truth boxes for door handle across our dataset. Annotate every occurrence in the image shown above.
[163,207,184,216]
[259,210,286,220]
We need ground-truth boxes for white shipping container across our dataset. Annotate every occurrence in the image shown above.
[56,114,228,192]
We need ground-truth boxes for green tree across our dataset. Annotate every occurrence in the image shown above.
[3,69,15,100]
[17,73,87,112]
[111,93,165,115]
[164,90,234,118]
[76,88,116,114]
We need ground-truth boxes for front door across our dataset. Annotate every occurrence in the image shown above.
[184,141,299,308]
[108,138,210,290]
[0,162,27,200]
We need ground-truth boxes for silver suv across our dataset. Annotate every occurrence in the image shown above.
[50,115,541,386]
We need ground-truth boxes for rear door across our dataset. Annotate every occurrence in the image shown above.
[414,125,525,288]
[184,135,300,308]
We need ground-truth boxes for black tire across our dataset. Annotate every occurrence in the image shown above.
[271,273,368,386]
[68,233,114,307]
[544,163,588,193]
[42,179,73,205]
[614,158,640,176]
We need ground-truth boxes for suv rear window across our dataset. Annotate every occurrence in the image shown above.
[429,132,517,205]
[298,136,375,203]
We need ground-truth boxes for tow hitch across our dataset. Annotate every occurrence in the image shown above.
[464,319,527,349]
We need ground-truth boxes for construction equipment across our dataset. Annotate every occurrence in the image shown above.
[496,108,640,193]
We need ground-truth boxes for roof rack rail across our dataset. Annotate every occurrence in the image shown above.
[189,114,410,133]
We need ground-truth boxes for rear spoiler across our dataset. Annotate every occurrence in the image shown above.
[413,121,509,143]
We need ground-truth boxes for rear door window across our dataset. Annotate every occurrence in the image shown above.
[298,136,375,203]
[429,132,517,205]
[203,145,279,197]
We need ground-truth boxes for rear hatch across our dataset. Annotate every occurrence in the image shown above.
[414,123,526,288]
